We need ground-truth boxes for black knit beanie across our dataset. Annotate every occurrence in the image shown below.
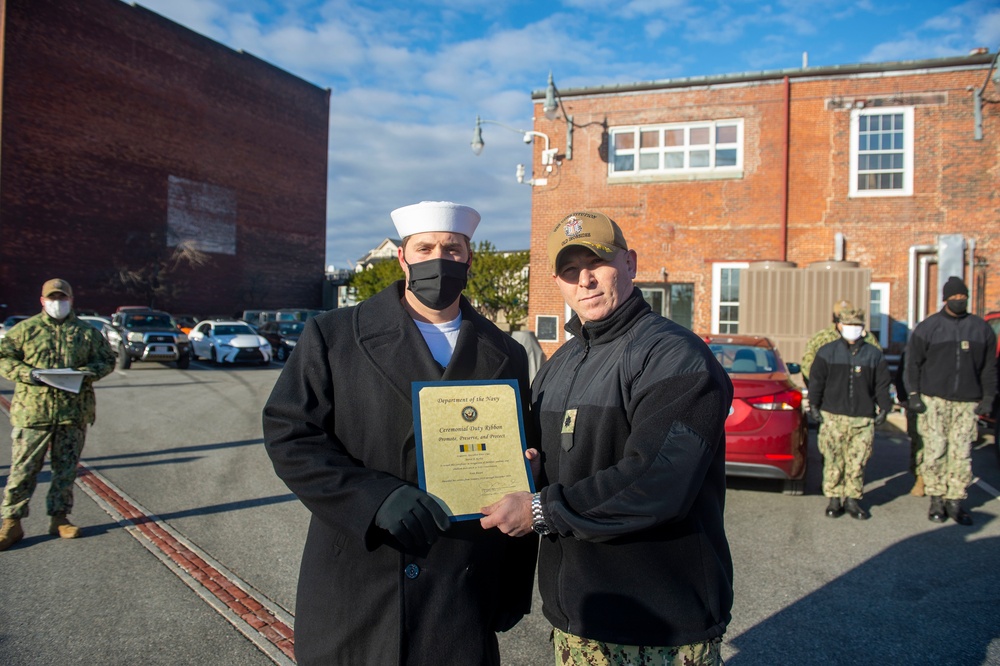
[942,276,969,300]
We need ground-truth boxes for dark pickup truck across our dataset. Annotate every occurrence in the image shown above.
[106,309,191,370]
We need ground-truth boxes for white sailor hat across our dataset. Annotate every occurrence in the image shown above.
[390,201,481,240]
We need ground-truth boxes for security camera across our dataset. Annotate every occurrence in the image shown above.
[522,133,533,144]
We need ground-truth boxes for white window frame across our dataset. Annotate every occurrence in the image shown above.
[609,119,744,180]
[849,106,914,198]
[711,262,749,334]
[870,282,890,348]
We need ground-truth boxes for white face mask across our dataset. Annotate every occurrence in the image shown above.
[43,298,71,320]
[840,325,864,343]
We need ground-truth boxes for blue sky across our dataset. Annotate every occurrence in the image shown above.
[131,0,1000,269]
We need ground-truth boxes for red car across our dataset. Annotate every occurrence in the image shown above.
[704,334,808,495]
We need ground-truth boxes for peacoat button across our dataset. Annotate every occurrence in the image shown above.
[404,564,420,579]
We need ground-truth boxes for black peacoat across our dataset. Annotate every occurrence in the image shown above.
[263,282,538,666]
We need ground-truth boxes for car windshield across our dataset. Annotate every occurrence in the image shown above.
[710,344,778,374]
[278,323,305,335]
[215,324,256,336]
[125,314,175,329]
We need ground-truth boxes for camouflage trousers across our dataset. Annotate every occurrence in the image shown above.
[917,395,977,500]
[817,412,874,499]
[1,425,86,520]
[553,628,723,666]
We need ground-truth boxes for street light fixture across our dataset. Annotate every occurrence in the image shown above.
[471,115,557,186]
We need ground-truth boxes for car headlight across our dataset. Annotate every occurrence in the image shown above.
[127,332,144,343]
[176,333,189,343]
[286,340,297,347]
[262,343,272,351]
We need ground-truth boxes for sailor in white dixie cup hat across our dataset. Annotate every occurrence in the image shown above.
[391,201,480,316]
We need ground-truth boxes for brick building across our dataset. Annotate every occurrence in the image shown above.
[525,52,999,360]
[0,0,330,317]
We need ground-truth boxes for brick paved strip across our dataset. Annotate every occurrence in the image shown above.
[74,462,297,665]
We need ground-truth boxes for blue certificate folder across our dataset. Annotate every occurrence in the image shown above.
[412,379,535,521]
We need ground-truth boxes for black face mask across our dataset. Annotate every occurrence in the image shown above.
[405,258,469,310]
[945,298,968,315]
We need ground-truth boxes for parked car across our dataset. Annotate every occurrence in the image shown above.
[78,315,113,342]
[0,315,29,341]
[705,334,808,495]
[173,314,199,335]
[257,320,304,362]
[107,309,191,369]
[275,308,323,322]
[188,319,272,365]
[984,312,1000,461]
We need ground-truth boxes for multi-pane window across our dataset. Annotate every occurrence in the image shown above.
[711,263,747,334]
[849,107,913,197]
[639,284,694,330]
[610,120,743,176]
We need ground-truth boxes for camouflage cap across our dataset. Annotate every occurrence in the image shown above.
[41,278,73,299]
[547,211,628,273]
[838,307,865,325]
[832,299,854,317]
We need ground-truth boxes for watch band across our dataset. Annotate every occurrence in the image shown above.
[531,492,550,536]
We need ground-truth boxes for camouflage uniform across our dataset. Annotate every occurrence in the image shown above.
[553,628,723,666]
[0,311,114,519]
[917,395,977,500]
[817,412,874,499]
[801,324,880,384]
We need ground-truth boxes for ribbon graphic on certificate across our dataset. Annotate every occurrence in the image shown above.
[412,380,534,520]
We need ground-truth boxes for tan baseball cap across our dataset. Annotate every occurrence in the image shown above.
[547,211,628,273]
[41,278,73,299]
[832,299,854,317]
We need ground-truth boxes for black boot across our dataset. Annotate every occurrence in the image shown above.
[825,497,844,518]
[944,499,973,526]
[928,496,947,523]
[844,498,869,520]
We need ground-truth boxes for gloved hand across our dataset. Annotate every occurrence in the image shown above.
[974,400,992,416]
[874,409,888,426]
[374,485,450,551]
[808,405,823,423]
[907,393,927,414]
[28,369,44,386]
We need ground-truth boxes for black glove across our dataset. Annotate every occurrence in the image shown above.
[374,485,450,551]
[974,400,992,416]
[808,405,824,423]
[28,369,44,386]
[907,393,927,414]
[874,409,888,426]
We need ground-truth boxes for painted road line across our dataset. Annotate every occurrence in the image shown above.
[75,463,297,665]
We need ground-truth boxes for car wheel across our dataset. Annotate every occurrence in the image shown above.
[176,353,190,369]
[116,345,131,370]
[276,345,288,362]
[782,478,805,496]
[189,347,199,361]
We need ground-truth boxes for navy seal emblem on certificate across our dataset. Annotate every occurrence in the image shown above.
[412,379,534,521]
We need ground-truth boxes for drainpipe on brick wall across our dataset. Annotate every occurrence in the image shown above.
[780,76,790,261]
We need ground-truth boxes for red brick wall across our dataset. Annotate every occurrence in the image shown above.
[0,0,329,317]
[528,60,999,357]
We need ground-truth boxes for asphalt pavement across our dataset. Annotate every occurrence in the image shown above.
[1,368,999,665]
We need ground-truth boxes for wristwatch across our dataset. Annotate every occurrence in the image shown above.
[531,492,551,536]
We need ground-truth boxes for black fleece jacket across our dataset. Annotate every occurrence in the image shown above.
[533,289,734,646]
[904,308,997,405]
[808,338,892,418]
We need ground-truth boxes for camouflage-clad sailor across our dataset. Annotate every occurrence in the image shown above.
[0,279,115,551]
[807,308,892,520]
